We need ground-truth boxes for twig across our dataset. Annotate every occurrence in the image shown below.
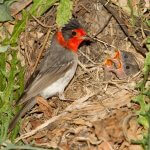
[99,0,147,57]
[10,0,32,16]
[32,28,51,74]
[31,15,55,28]
[93,37,116,48]
[78,60,90,72]
[75,136,102,145]
[79,49,96,64]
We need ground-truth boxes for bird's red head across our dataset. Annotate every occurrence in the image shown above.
[56,19,87,52]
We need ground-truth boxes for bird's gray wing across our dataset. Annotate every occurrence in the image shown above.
[8,61,74,132]
[16,45,77,105]
[18,61,74,105]
[8,98,36,132]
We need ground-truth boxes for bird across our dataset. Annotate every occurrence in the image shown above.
[8,19,90,132]
[104,50,139,80]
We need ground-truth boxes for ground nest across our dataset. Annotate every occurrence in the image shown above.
[16,0,145,149]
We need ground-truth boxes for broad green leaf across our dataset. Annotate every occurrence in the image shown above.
[0,0,16,22]
[143,52,150,75]
[146,19,150,27]
[143,89,150,97]
[138,115,149,129]
[0,3,13,22]
[146,43,150,51]
[0,91,4,103]
[146,37,150,44]
[56,0,73,27]
[133,95,149,114]
[146,37,150,51]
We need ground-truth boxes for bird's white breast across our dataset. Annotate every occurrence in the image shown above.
[40,61,77,99]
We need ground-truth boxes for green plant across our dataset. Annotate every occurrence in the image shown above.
[0,50,24,143]
[0,0,16,22]
[133,36,150,149]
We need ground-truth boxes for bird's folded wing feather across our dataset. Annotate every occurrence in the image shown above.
[16,43,77,104]
[18,61,74,105]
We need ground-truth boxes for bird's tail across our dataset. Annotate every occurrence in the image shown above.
[8,98,36,133]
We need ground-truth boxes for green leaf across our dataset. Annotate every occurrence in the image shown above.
[143,52,150,75]
[0,3,13,22]
[56,0,73,27]
[146,19,150,27]
[8,11,28,45]
[0,53,6,92]
[146,37,150,44]
[0,50,24,142]
[0,0,16,22]
[138,115,149,129]
[146,37,150,51]
[143,89,150,97]
[133,95,149,114]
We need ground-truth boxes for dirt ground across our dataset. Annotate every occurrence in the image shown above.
[16,0,146,149]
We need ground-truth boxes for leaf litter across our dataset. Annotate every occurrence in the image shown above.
[5,0,148,149]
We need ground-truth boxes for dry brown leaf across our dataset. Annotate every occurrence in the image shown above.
[93,120,110,141]
[98,141,113,150]
[36,96,52,118]
[73,118,92,127]
[127,117,143,141]
[10,0,32,16]
[93,109,129,144]
[30,119,42,129]
[33,131,47,139]
[128,145,143,150]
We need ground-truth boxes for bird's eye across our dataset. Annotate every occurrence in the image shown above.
[124,54,128,59]
[126,65,130,69]
[72,31,76,36]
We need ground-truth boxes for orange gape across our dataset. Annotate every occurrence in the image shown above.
[104,51,122,69]
[104,50,140,80]
[56,28,86,52]
[113,51,122,69]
